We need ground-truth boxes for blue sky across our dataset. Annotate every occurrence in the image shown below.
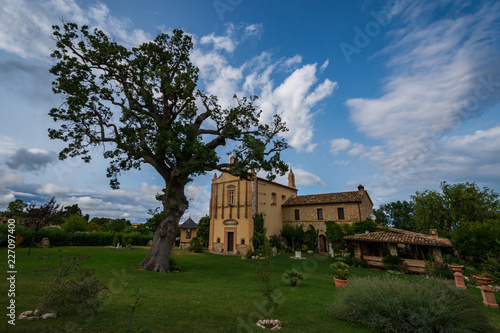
[1,0,499,223]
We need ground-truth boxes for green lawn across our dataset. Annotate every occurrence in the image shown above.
[1,247,499,332]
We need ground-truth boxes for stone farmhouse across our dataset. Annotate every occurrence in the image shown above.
[208,161,374,254]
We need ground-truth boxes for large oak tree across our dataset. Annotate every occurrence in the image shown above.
[48,22,289,273]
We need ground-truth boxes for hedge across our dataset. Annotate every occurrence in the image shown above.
[0,224,153,247]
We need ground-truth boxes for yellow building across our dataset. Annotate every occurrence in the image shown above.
[208,159,373,254]
[179,217,199,250]
[208,166,298,254]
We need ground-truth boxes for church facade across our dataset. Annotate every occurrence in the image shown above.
[208,163,373,254]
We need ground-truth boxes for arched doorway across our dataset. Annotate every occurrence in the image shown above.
[319,235,327,253]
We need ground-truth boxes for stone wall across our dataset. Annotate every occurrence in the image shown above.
[212,243,224,253]
[179,242,190,250]
[282,202,365,223]
[236,244,249,255]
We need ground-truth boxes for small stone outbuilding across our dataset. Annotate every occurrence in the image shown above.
[343,227,452,273]
[179,218,199,250]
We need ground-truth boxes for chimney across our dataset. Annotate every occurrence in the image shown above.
[358,184,365,194]
[429,229,438,238]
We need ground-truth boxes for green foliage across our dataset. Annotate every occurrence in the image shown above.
[251,213,267,250]
[104,219,129,233]
[62,214,88,233]
[6,199,27,218]
[453,219,500,259]
[49,22,289,272]
[481,255,500,285]
[197,215,210,247]
[325,221,345,243]
[343,256,368,268]
[25,197,60,255]
[382,254,404,266]
[304,224,319,253]
[412,181,500,233]
[60,204,83,218]
[244,247,254,259]
[125,287,151,333]
[37,250,109,314]
[0,224,152,247]
[376,201,415,230]
[331,275,496,333]
[268,234,283,251]
[282,268,303,287]
[383,255,408,273]
[256,257,278,319]
[351,219,378,234]
[188,236,204,253]
[113,233,124,246]
[331,258,349,280]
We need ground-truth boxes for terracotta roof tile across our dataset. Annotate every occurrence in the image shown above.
[282,191,363,206]
[343,226,452,247]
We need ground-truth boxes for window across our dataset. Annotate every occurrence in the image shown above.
[271,192,277,206]
[227,185,236,205]
[217,237,221,243]
[186,229,191,239]
[317,208,323,220]
[294,209,300,220]
[282,195,286,202]
[241,238,245,245]
[337,207,345,220]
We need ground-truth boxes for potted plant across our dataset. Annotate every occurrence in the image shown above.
[282,269,303,287]
[331,259,349,288]
[448,263,465,273]
[473,272,494,286]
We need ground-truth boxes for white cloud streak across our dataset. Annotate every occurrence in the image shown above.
[341,1,500,202]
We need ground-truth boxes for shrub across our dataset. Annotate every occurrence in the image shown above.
[245,247,254,259]
[282,269,303,287]
[343,256,367,268]
[37,250,109,314]
[383,254,407,273]
[187,236,204,253]
[331,275,495,333]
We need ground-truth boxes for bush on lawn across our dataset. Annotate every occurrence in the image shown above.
[330,275,495,333]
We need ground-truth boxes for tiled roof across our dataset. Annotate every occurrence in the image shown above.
[179,218,199,229]
[343,226,452,247]
[282,191,363,206]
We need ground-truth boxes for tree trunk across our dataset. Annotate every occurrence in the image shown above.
[140,182,188,273]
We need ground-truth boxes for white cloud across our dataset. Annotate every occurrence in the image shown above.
[0,0,150,61]
[0,136,18,154]
[343,1,500,185]
[330,138,351,155]
[193,27,336,153]
[293,168,326,187]
[37,183,71,196]
[200,33,235,52]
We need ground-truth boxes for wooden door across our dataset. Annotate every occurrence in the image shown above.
[227,232,234,252]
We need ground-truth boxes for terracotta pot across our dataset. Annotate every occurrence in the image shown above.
[448,265,464,273]
[473,275,494,286]
[334,277,348,288]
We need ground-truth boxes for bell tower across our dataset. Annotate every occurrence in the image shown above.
[288,168,296,189]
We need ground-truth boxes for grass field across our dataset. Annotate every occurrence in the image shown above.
[1,247,499,332]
